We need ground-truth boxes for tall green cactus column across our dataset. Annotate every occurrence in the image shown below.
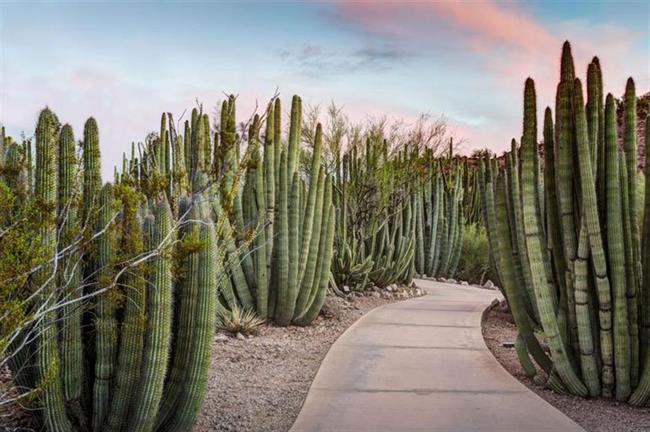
[261,102,276,318]
[156,198,217,432]
[554,45,579,356]
[630,115,650,405]
[126,199,173,432]
[34,108,74,432]
[294,196,336,326]
[298,124,323,286]
[273,151,291,325]
[104,186,146,432]
[493,170,553,375]
[624,79,640,292]
[622,79,641,386]
[543,108,574,355]
[57,124,83,405]
[574,80,615,398]
[600,94,630,401]
[81,118,102,415]
[92,184,118,432]
[521,79,587,397]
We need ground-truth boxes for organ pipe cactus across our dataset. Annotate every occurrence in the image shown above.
[156,200,217,431]
[4,88,475,431]
[92,184,117,432]
[104,186,146,432]
[522,78,586,397]
[126,199,173,432]
[3,108,229,431]
[57,124,83,404]
[209,96,335,326]
[630,115,650,405]
[480,42,647,404]
[34,108,73,432]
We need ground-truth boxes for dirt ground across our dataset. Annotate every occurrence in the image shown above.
[1,287,419,432]
[482,306,650,432]
[194,287,421,432]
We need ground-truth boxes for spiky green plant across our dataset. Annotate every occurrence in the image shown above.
[480,42,648,404]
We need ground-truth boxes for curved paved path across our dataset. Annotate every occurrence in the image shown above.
[290,279,585,432]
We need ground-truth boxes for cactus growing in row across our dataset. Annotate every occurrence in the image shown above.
[414,160,465,279]
[1,87,478,430]
[34,108,74,431]
[480,42,649,404]
[57,124,83,404]
[196,95,336,326]
[1,107,227,431]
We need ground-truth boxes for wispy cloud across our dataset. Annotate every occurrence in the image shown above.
[278,41,413,78]
[335,1,554,53]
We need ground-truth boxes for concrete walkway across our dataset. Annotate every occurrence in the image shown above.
[290,279,585,432]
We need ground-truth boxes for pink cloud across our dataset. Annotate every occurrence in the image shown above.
[338,1,555,55]
[334,1,647,153]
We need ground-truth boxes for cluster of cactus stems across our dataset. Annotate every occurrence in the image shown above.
[1,107,217,430]
[413,156,466,279]
[118,95,336,326]
[331,136,412,292]
[330,133,468,293]
[0,91,346,430]
[481,42,650,404]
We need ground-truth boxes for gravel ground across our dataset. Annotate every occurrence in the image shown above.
[483,305,650,432]
[0,286,418,432]
[194,287,420,432]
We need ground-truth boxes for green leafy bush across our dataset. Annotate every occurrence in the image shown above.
[454,223,494,284]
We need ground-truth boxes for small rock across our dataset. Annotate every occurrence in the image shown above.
[461,281,469,286]
[385,285,393,292]
[215,334,229,342]
[484,280,495,290]
[371,292,381,298]
[236,332,246,341]
[342,285,350,293]
[439,277,447,283]
[502,341,515,348]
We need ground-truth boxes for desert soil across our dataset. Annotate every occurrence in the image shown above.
[483,305,650,432]
[194,288,419,432]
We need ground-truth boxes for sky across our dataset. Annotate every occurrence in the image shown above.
[1,1,648,179]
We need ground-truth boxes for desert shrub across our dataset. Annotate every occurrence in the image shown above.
[454,223,495,284]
